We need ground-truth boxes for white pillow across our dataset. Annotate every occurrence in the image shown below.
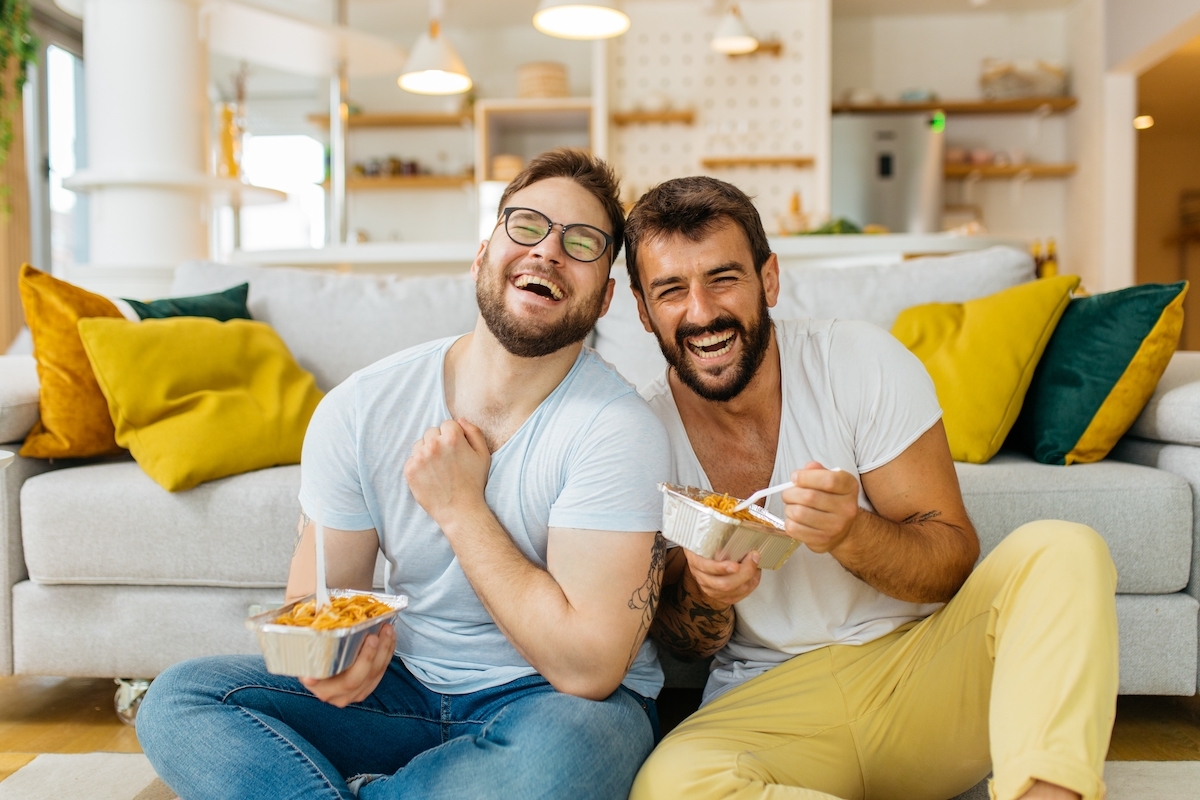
[0,355,39,444]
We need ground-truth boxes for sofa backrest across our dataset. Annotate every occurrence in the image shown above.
[173,262,479,391]
[592,245,1036,390]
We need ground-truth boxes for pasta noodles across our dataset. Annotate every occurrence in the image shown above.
[274,594,394,631]
[701,492,764,523]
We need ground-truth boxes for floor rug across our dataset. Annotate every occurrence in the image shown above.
[0,754,1197,799]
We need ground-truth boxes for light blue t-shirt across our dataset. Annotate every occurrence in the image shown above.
[298,336,671,697]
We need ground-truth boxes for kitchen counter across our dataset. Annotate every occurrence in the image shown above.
[229,234,1025,274]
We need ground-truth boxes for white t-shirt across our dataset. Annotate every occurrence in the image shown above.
[642,318,944,703]
[300,336,671,698]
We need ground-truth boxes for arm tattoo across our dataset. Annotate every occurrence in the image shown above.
[649,560,735,662]
[625,533,667,670]
[901,510,942,525]
[293,512,311,555]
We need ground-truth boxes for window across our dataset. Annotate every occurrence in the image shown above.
[44,43,87,276]
[221,134,326,253]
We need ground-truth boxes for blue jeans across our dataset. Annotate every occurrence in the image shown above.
[137,654,659,800]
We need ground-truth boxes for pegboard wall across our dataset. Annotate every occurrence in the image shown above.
[610,0,829,228]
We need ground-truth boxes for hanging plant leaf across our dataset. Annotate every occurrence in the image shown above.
[0,0,38,173]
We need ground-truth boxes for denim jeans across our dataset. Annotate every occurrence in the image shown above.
[137,654,659,800]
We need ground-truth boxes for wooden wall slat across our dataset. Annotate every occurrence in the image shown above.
[0,62,31,353]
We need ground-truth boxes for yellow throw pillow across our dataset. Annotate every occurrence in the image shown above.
[77,317,324,492]
[17,264,126,459]
[891,274,1080,463]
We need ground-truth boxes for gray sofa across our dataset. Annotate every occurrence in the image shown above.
[2,246,1198,714]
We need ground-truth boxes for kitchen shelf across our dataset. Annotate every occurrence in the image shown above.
[326,175,474,190]
[700,155,815,169]
[832,97,1077,115]
[611,109,695,126]
[944,163,1076,179]
[308,111,473,128]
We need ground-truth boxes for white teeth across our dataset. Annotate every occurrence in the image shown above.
[514,274,564,300]
[687,331,736,359]
[691,332,734,348]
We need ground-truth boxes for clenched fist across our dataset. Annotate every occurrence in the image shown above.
[404,418,491,527]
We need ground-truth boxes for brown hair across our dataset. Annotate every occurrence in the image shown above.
[624,176,772,294]
[497,148,625,264]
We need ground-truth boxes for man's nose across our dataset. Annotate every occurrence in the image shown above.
[685,284,722,324]
[528,227,566,265]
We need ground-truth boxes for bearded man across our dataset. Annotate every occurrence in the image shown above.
[624,177,1119,800]
[137,149,671,800]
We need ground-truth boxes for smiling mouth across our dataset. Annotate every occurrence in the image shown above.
[687,331,736,359]
[513,274,565,301]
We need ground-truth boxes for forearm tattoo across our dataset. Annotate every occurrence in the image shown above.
[293,512,311,555]
[625,533,667,670]
[902,510,942,524]
[649,567,735,662]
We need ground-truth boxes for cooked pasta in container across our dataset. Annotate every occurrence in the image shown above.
[246,589,408,678]
[659,483,799,570]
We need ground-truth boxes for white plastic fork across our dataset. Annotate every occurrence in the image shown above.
[731,468,844,514]
[314,501,330,611]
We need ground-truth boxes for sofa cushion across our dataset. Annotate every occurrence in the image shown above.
[172,262,480,391]
[21,461,303,587]
[956,453,1192,594]
[595,245,1037,390]
[0,355,39,444]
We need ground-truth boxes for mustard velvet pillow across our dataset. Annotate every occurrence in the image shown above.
[891,274,1080,464]
[77,317,324,492]
[18,264,126,459]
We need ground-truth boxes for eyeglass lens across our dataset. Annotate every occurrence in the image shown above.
[506,208,608,263]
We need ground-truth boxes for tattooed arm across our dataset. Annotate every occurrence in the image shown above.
[651,546,759,661]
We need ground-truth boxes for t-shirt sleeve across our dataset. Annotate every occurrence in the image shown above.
[547,392,671,533]
[828,320,943,473]
[297,379,376,532]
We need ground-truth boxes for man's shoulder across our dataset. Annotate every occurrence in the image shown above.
[563,350,669,443]
[352,336,454,386]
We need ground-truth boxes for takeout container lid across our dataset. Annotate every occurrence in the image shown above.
[245,589,408,679]
[659,483,799,570]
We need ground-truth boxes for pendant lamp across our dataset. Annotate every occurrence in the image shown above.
[711,4,758,55]
[399,3,472,95]
[533,0,630,40]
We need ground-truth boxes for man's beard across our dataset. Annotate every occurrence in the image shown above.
[653,290,773,402]
[475,248,606,359]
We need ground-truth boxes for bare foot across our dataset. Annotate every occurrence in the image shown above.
[1019,780,1081,800]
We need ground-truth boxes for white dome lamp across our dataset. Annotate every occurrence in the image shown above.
[711,4,759,55]
[533,0,631,40]
[399,2,472,95]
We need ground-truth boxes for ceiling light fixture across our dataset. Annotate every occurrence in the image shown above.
[399,1,472,95]
[711,4,781,57]
[1133,115,1155,130]
[533,0,630,40]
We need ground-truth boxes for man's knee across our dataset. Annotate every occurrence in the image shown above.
[138,656,267,746]
[999,520,1117,590]
[631,732,740,800]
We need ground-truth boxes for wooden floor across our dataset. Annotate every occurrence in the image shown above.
[0,677,1197,765]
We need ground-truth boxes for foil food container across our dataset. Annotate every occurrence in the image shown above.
[245,589,408,679]
[659,483,799,570]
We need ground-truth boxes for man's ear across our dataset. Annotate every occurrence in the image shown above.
[596,277,616,319]
[633,286,655,334]
[469,241,488,281]
[761,253,781,308]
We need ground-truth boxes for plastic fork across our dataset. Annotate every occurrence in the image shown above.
[314,500,330,611]
[731,468,844,514]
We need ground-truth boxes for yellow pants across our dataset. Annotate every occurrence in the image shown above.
[632,521,1119,800]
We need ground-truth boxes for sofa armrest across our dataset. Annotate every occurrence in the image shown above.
[0,356,38,445]
[1127,351,1200,447]
[1109,438,1200,693]
[0,452,61,675]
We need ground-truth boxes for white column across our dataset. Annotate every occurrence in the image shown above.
[67,0,208,297]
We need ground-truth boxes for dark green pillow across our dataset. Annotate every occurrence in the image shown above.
[1008,281,1187,465]
[122,283,251,321]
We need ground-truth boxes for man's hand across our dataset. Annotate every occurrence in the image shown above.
[781,462,861,554]
[683,548,761,608]
[404,418,491,526]
[299,623,396,708]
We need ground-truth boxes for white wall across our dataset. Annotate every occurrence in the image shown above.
[832,10,1070,266]
[1106,0,1200,71]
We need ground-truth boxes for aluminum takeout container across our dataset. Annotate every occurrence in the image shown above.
[245,589,408,679]
[659,483,799,570]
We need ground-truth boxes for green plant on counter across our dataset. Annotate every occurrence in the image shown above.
[0,0,37,173]
[805,217,863,235]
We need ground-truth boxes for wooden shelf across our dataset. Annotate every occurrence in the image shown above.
[611,109,695,126]
[944,163,1076,179]
[327,175,474,190]
[700,155,815,169]
[308,111,472,128]
[832,97,1077,115]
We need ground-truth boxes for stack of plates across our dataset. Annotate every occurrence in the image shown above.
[517,61,569,99]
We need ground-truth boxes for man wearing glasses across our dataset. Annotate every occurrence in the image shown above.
[137,149,671,800]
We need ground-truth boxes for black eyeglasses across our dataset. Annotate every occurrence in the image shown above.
[499,207,613,264]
